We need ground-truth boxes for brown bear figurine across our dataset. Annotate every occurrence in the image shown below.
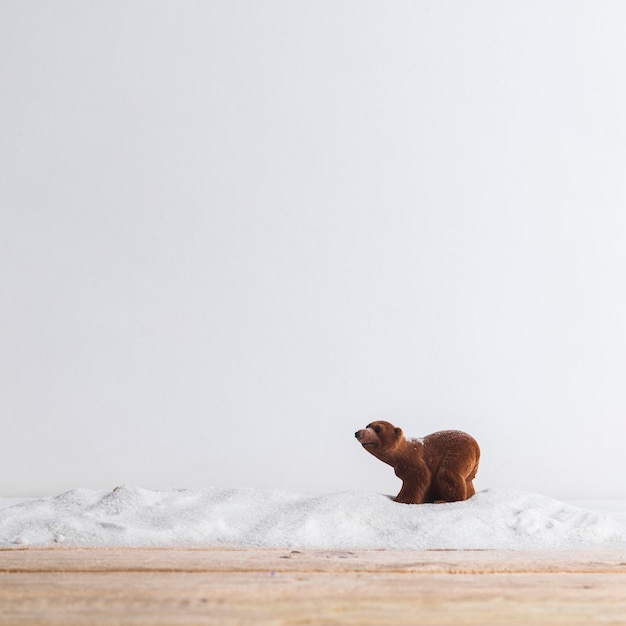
[355,420,480,504]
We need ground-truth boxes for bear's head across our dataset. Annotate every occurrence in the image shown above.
[355,420,404,459]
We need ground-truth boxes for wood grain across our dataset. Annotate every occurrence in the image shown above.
[1,548,625,625]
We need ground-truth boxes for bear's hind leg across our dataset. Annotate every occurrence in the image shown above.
[465,480,475,498]
[434,469,468,502]
[464,461,479,499]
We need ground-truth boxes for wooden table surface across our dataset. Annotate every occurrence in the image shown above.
[1,547,626,625]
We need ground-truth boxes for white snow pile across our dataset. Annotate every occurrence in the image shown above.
[1,487,626,550]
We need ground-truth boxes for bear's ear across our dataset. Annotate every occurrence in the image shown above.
[394,427,403,439]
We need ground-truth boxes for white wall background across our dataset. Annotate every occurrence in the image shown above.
[2,1,626,500]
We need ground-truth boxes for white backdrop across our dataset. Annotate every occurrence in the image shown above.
[2,1,626,499]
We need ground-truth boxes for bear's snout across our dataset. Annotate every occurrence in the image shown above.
[355,431,361,439]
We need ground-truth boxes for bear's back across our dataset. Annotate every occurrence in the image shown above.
[422,430,480,467]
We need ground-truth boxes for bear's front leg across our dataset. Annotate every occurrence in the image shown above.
[393,457,430,505]
[394,481,427,505]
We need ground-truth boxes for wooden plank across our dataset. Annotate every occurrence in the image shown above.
[1,549,625,625]
[2,547,626,573]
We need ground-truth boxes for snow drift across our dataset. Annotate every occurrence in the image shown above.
[1,487,626,550]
